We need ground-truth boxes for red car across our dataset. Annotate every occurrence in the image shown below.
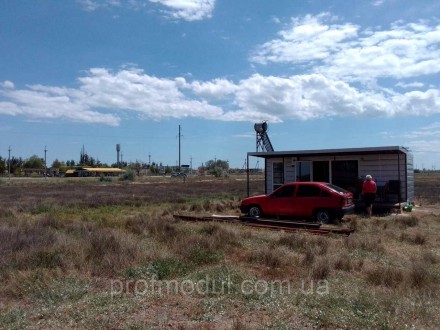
[240,182,354,223]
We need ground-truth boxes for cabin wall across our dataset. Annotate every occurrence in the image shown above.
[264,153,412,203]
[406,153,415,202]
[358,153,407,202]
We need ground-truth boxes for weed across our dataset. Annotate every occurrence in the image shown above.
[406,262,430,288]
[333,253,352,272]
[198,223,240,248]
[187,247,224,266]
[365,264,403,287]
[422,251,438,264]
[274,233,329,255]
[36,214,63,230]
[302,247,315,266]
[310,257,330,280]
[0,224,56,254]
[124,217,146,235]
[86,229,141,275]
[149,258,188,280]
[246,247,287,268]
[399,231,427,245]
[274,233,308,251]
[393,215,419,228]
[0,308,27,329]
[25,249,64,269]
[345,234,384,254]
[232,317,249,330]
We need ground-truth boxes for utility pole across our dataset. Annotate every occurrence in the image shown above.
[44,146,47,178]
[148,153,151,166]
[178,125,181,170]
[190,156,193,175]
[116,144,121,169]
[8,146,11,177]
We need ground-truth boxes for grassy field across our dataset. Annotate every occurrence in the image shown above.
[0,174,439,329]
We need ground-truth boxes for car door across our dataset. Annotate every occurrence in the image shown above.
[266,184,297,216]
[293,184,324,217]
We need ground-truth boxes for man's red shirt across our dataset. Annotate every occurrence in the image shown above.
[362,180,377,194]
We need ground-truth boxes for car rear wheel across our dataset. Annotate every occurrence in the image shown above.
[315,210,331,224]
[248,205,262,218]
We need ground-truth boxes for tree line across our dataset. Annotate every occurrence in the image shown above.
[0,152,232,176]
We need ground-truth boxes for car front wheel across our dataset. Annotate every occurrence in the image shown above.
[315,210,331,224]
[248,205,262,218]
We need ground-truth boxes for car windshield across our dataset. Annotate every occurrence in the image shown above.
[325,183,349,194]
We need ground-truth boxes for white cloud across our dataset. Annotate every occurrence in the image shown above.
[0,69,223,126]
[2,69,440,126]
[403,122,440,139]
[395,81,424,89]
[76,0,121,11]
[1,86,120,126]
[189,79,237,98]
[252,14,440,82]
[149,0,215,21]
[251,13,359,65]
[0,81,15,89]
[229,74,389,121]
[371,0,384,6]
[77,0,215,21]
[189,73,440,122]
[76,68,223,120]
[0,102,21,116]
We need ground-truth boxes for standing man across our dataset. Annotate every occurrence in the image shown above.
[362,174,377,217]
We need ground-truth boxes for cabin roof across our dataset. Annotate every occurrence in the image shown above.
[247,146,411,158]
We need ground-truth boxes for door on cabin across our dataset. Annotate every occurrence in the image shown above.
[313,161,330,182]
[296,161,311,182]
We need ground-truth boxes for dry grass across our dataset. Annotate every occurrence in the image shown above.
[0,173,439,329]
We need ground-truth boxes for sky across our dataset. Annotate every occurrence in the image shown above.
[1,0,440,170]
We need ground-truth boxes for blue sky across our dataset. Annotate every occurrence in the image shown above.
[1,0,440,169]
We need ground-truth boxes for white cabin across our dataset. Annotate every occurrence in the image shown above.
[246,146,414,207]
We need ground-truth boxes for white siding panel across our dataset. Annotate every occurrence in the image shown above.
[266,158,274,193]
[285,159,296,183]
[266,158,284,193]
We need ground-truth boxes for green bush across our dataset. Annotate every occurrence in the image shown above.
[99,176,112,183]
[119,169,135,181]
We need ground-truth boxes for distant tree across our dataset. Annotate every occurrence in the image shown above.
[0,156,6,174]
[9,157,24,174]
[113,161,127,168]
[205,159,229,177]
[51,159,66,169]
[119,169,134,181]
[149,162,158,174]
[23,155,44,169]
[205,159,229,171]
[78,146,100,167]
[129,161,143,176]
